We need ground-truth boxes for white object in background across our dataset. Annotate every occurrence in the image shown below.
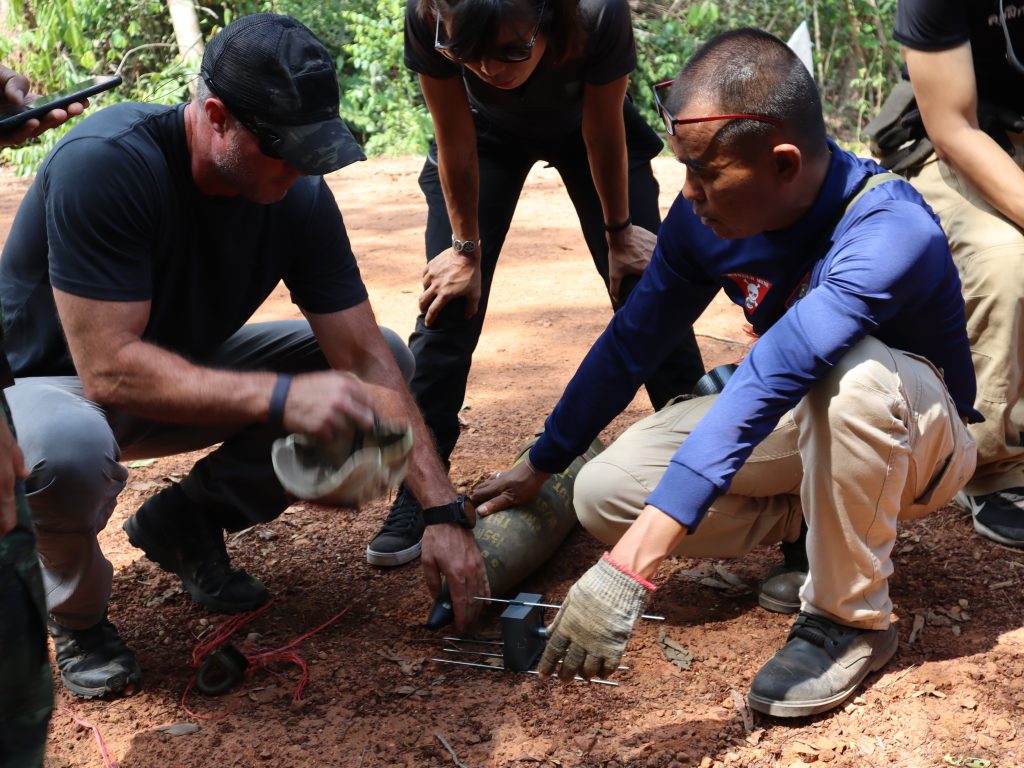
[787,20,814,80]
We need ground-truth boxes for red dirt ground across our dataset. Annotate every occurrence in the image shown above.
[1,156,1022,768]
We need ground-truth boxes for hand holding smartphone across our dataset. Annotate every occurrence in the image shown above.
[0,73,121,141]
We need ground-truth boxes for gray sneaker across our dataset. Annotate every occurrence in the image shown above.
[956,488,1024,547]
[366,485,424,566]
[748,611,898,717]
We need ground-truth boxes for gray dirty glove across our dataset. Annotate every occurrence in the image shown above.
[271,419,413,507]
[538,553,653,681]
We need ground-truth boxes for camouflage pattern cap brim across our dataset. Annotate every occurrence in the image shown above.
[273,117,366,175]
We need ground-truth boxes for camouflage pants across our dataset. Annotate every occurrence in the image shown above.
[0,397,53,768]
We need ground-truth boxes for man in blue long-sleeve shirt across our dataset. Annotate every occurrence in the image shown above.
[472,28,979,717]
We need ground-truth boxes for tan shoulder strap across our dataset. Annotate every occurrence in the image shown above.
[845,171,903,213]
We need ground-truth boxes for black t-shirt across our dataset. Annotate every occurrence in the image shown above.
[0,103,368,377]
[895,0,1024,114]
[404,0,636,138]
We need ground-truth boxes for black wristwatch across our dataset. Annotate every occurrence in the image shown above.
[422,495,476,529]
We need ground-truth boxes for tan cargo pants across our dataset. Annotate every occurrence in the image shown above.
[908,148,1024,495]
[573,337,976,629]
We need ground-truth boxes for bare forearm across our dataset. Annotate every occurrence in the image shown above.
[933,126,1024,228]
[904,45,1024,227]
[582,79,630,229]
[371,378,453,506]
[583,116,629,228]
[608,505,687,579]
[82,338,275,424]
[420,74,481,243]
[436,138,481,243]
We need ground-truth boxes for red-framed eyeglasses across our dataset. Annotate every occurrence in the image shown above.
[652,79,783,137]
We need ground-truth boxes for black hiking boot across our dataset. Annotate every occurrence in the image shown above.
[49,614,142,699]
[366,484,424,566]
[757,521,809,614]
[123,484,268,614]
[748,611,898,717]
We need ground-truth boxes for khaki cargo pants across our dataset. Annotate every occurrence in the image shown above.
[573,337,975,630]
[909,147,1024,496]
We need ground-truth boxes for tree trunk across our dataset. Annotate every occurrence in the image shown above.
[166,0,203,96]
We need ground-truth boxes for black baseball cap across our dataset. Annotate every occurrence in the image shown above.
[200,13,365,175]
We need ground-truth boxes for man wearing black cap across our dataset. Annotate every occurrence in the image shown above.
[0,13,486,699]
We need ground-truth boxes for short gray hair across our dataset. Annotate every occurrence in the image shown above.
[193,75,212,105]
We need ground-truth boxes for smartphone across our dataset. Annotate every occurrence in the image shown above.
[0,74,122,133]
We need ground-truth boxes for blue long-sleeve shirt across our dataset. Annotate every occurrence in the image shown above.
[529,141,980,531]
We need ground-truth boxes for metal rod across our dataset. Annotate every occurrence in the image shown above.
[432,657,512,672]
[442,647,627,670]
[525,670,620,686]
[474,596,665,621]
[431,658,620,686]
[475,596,562,610]
[442,647,504,658]
[442,636,504,646]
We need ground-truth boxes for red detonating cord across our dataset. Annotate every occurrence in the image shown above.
[58,709,121,768]
[181,599,350,719]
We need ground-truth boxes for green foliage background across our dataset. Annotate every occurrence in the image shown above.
[1,0,899,174]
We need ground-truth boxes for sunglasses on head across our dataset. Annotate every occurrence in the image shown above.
[202,73,285,160]
[652,79,783,137]
[434,0,547,64]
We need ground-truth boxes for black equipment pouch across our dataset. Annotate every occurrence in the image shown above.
[863,81,933,174]
[866,80,1024,174]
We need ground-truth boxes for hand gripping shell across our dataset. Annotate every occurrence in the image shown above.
[271,420,413,507]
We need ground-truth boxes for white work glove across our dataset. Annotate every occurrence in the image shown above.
[271,420,413,507]
[538,553,654,681]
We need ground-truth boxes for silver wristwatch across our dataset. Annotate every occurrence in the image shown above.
[451,235,480,255]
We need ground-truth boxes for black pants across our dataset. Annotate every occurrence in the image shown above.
[0,398,52,768]
[10,322,414,627]
[411,99,705,461]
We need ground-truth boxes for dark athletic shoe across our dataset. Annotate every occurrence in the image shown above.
[757,523,808,614]
[123,484,269,613]
[956,488,1024,547]
[366,484,424,566]
[747,611,898,718]
[49,615,142,699]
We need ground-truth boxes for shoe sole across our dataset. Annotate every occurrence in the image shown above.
[365,539,422,567]
[123,515,267,614]
[955,492,1024,548]
[61,665,142,699]
[747,628,898,718]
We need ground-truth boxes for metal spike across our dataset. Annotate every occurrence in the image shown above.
[431,657,620,686]
[441,647,626,670]
[442,636,503,646]
[442,646,503,658]
[473,595,665,621]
